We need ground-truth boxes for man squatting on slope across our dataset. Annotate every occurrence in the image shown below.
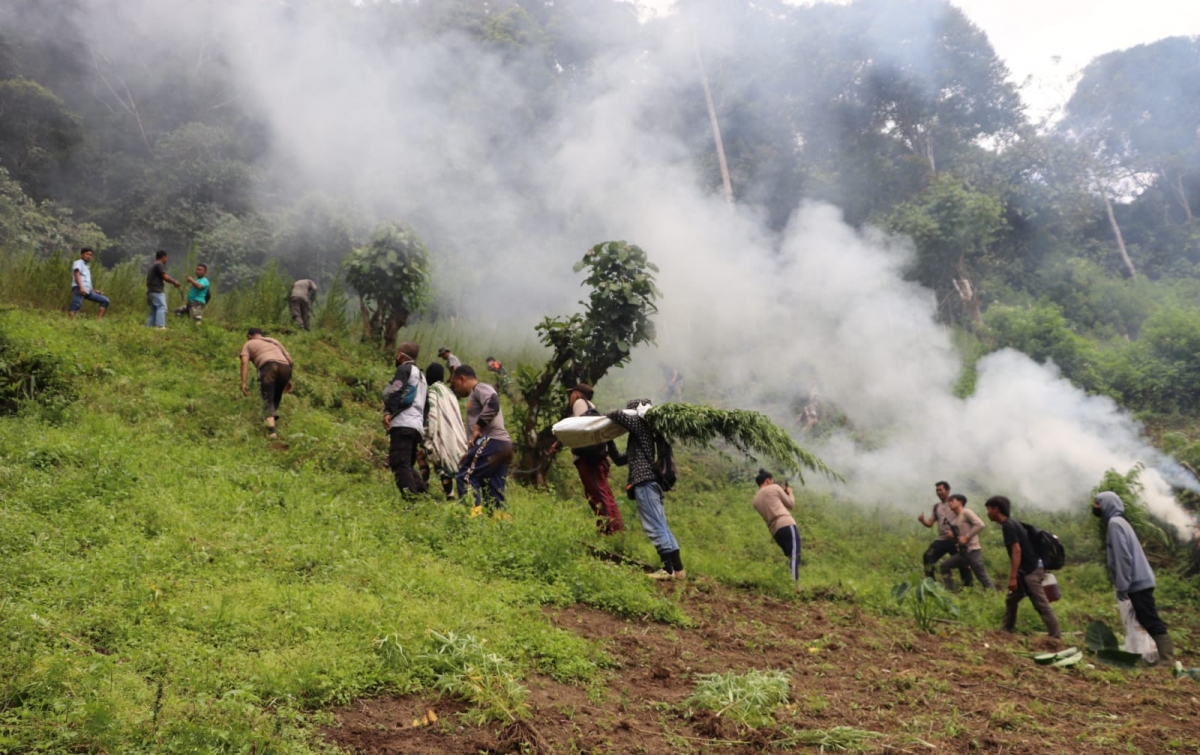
[451,365,514,514]
[69,247,110,320]
[753,469,800,582]
[986,495,1060,639]
[383,341,428,496]
[607,399,685,580]
[1094,491,1174,663]
[939,494,997,591]
[553,384,624,534]
[918,480,969,585]
[239,328,294,438]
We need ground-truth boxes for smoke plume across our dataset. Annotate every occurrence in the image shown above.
[64,0,1198,535]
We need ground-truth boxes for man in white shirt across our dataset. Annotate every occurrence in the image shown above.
[68,247,110,320]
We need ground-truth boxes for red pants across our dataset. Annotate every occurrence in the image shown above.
[574,456,623,534]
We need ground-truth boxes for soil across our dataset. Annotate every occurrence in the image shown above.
[322,582,1199,754]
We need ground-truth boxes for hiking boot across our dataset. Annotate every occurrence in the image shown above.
[672,569,687,581]
[267,432,278,440]
[468,506,485,519]
[647,570,675,580]
[1151,634,1174,665]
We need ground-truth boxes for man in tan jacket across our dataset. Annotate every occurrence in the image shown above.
[752,469,800,582]
[940,494,997,591]
[239,328,294,438]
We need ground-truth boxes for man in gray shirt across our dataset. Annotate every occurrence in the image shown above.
[290,279,318,331]
[450,365,513,517]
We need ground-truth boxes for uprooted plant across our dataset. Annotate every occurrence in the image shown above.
[892,577,959,633]
[685,669,791,728]
[378,629,531,725]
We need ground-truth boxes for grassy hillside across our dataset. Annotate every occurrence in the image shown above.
[0,308,1197,754]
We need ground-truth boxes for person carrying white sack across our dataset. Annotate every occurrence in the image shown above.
[1093,491,1173,665]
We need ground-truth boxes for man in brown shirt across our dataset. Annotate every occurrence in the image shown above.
[239,328,294,438]
[752,469,800,582]
[939,494,997,591]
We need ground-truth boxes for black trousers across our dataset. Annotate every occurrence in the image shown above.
[923,537,968,583]
[1129,587,1168,636]
[388,427,426,495]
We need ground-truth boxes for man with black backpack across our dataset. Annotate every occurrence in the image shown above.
[607,398,684,579]
[985,495,1061,639]
[555,384,624,534]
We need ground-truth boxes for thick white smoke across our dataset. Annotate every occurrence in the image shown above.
[69,0,1198,535]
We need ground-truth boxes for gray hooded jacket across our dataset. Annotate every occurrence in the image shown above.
[1096,491,1156,595]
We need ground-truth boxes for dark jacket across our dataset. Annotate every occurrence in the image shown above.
[607,400,656,488]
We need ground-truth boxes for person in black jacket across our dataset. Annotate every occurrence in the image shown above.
[607,398,683,580]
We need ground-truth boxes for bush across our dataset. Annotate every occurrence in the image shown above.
[0,328,74,414]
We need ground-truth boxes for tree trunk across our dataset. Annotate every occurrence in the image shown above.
[383,310,407,351]
[1173,172,1194,222]
[516,354,570,487]
[694,40,734,206]
[1103,193,1137,277]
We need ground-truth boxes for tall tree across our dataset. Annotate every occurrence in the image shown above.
[514,241,659,485]
[1064,37,1200,224]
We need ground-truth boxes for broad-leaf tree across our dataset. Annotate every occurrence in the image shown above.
[343,222,432,349]
[514,240,659,485]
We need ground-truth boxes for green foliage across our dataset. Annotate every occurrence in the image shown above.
[984,304,1107,393]
[685,669,790,728]
[406,630,530,724]
[0,328,74,413]
[891,577,959,633]
[0,77,82,198]
[644,402,839,484]
[313,272,351,334]
[343,222,432,348]
[516,241,659,479]
[1092,466,1171,553]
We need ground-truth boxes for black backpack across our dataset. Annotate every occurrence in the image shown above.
[1023,521,1066,571]
[573,404,609,463]
[652,434,677,492]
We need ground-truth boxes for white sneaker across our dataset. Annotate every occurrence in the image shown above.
[647,570,675,580]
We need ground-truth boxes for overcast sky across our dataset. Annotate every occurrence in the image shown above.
[633,0,1200,120]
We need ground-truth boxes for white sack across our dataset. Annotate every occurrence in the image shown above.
[1118,598,1159,665]
[552,415,628,448]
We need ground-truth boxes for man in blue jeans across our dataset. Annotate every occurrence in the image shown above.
[145,250,182,329]
[68,247,109,320]
[608,398,685,580]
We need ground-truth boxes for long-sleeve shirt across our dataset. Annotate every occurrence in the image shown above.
[752,483,796,535]
[466,382,509,442]
[1097,491,1156,595]
[606,409,656,488]
[952,507,986,552]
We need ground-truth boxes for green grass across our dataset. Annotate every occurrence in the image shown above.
[0,308,1197,753]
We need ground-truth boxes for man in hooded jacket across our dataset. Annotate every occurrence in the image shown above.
[1093,491,1173,664]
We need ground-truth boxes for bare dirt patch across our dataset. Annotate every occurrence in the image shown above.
[322,582,1199,754]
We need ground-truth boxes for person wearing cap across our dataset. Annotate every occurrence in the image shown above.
[607,398,684,579]
[752,469,800,582]
[560,384,624,534]
[438,347,462,371]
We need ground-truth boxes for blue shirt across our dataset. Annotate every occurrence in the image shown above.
[187,276,210,303]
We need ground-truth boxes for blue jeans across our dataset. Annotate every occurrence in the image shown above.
[456,437,514,511]
[632,482,679,554]
[145,292,167,327]
[70,288,110,312]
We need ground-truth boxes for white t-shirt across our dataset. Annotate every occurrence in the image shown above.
[71,259,92,293]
